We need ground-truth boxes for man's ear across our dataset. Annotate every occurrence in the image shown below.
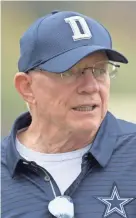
[14,72,35,105]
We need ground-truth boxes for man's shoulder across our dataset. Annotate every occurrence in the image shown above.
[1,136,9,164]
[106,112,136,148]
[117,118,136,135]
[106,112,136,136]
[1,135,9,149]
[115,118,136,152]
[1,136,12,183]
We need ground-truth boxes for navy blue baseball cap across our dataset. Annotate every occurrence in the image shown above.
[18,10,128,73]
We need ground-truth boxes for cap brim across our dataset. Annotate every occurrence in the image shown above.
[39,45,128,73]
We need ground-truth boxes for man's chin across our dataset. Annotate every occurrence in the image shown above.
[70,118,101,134]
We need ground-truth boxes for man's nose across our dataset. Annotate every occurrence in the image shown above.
[77,70,100,94]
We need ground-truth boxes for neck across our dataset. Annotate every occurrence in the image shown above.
[17,120,96,154]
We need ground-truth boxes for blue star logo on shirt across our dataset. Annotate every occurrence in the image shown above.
[97,184,134,218]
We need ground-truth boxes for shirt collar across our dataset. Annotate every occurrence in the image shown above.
[6,111,121,177]
[6,112,32,177]
[89,111,121,167]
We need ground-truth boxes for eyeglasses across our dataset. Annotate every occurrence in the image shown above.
[30,60,120,83]
[60,61,120,83]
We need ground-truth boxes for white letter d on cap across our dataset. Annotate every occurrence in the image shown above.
[64,16,92,41]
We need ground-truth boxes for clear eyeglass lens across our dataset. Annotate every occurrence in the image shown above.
[109,64,118,78]
[92,62,118,79]
[60,62,118,81]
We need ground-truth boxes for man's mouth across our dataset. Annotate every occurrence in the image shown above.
[72,105,97,112]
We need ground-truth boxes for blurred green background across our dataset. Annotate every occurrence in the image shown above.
[1,1,136,137]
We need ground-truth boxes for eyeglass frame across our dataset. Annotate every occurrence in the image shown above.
[27,60,120,82]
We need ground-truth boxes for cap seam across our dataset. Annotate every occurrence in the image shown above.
[98,22,112,48]
[33,16,49,61]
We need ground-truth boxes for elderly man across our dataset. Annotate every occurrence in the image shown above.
[1,10,136,218]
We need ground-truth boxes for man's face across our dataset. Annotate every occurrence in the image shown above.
[31,52,110,135]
